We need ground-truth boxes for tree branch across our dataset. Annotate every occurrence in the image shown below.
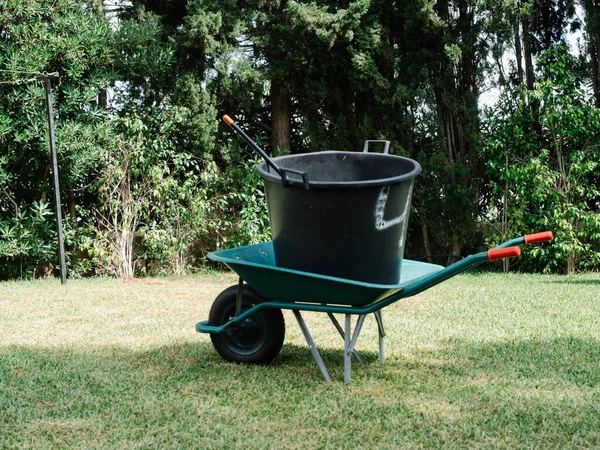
[0,184,19,217]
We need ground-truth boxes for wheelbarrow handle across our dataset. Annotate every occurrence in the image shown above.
[401,233,552,299]
[488,246,521,261]
[524,231,553,244]
[494,230,554,249]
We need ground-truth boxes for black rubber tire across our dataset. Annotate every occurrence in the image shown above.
[209,285,285,365]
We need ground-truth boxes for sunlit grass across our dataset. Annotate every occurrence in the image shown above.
[1,271,599,448]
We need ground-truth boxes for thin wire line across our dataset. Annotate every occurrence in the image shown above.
[0,72,58,85]
[0,77,39,85]
[0,69,44,75]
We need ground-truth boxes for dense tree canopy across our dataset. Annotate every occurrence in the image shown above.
[1,0,599,279]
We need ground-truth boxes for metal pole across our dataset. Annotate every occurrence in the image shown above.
[43,75,67,285]
[374,311,386,364]
[344,314,352,383]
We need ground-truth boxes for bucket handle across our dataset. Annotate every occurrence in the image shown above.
[281,167,310,190]
[223,115,310,190]
[363,140,390,154]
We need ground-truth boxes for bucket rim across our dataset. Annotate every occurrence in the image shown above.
[256,150,422,188]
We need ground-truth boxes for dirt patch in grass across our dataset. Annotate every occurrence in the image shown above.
[119,278,173,285]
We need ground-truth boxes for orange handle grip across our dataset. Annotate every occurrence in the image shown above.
[524,231,553,244]
[223,115,234,125]
[488,246,521,261]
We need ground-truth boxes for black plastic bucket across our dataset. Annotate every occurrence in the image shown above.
[257,151,421,284]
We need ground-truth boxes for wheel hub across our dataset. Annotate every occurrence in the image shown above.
[221,309,267,355]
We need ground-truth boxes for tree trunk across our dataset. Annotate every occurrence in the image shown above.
[270,78,291,155]
[98,88,108,110]
[68,187,76,218]
[566,255,575,275]
[591,44,600,107]
[421,216,432,264]
[522,18,535,91]
[447,232,462,266]
[522,16,542,134]
[435,94,458,164]
[584,0,600,107]
[514,22,524,86]
[267,0,291,156]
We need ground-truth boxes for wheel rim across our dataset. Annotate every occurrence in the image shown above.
[220,304,267,355]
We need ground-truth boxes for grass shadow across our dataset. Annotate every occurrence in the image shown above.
[393,336,600,389]
[2,336,600,447]
[547,278,600,286]
[3,335,599,388]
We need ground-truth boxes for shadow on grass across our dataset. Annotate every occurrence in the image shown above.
[547,278,600,286]
[2,335,599,388]
[418,336,600,388]
[3,337,600,448]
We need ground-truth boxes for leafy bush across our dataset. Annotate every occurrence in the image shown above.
[483,47,600,273]
[0,201,57,279]
[195,143,271,256]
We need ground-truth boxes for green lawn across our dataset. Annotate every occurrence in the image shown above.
[1,272,599,448]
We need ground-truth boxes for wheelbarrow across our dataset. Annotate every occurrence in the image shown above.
[196,231,553,382]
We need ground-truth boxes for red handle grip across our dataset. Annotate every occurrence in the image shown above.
[223,114,234,125]
[488,246,521,261]
[524,231,553,244]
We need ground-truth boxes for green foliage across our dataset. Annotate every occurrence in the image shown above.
[483,47,600,273]
[0,0,115,277]
[415,150,481,252]
[1,0,599,280]
[80,105,210,277]
[0,201,56,279]
[113,11,175,103]
[207,151,271,250]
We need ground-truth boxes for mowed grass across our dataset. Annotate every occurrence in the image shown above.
[1,271,600,449]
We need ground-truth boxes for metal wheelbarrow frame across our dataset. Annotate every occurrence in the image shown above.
[196,232,553,382]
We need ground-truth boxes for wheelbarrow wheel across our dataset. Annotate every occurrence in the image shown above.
[208,285,285,365]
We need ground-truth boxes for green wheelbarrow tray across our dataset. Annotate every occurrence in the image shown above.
[196,231,553,382]
[205,241,445,307]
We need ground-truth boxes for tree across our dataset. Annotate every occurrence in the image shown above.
[408,0,490,263]
[0,0,115,277]
[581,0,600,106]
[483,47,600,273]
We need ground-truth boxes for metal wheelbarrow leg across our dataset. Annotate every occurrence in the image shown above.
[292,310,331,382]
[293,311,383,383]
